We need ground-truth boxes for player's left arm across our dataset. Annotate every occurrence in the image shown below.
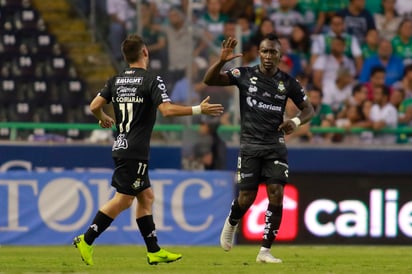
[294,99,315,125]
[279,99,314,135]
[158,96,224,117]
[278,80,314,135]
[152,75,224,117]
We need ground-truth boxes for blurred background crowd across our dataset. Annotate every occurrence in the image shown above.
[1,0,412,153]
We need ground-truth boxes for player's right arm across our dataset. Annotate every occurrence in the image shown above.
[90,95,115,128]
[203,37,242,86]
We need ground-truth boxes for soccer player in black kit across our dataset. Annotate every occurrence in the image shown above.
[203,34,314,263]
[73,34,224,266]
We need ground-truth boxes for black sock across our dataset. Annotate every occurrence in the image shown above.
[262,204,283,249]
[84,211,113,245]
[228,199,248,226]
[136,215,160,253]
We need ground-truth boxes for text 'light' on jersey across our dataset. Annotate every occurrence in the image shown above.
[226,66,307,147]
[99,67,171,159]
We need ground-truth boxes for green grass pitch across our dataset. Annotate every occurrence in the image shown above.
[0,245,411,274]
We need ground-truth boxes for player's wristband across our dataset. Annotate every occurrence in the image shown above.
[192,105,202,115]
[291,117,301,127]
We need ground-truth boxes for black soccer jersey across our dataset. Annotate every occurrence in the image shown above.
[99,67,171,160]
[226,65,307,148]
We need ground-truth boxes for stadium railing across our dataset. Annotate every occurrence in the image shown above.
[1,122,412,142]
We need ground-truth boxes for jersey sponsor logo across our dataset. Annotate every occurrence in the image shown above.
[115,87,144,103]
[115,77,143,85]
[246,96,257,107]
[112,134,128,151]
[124,70,136,74]
[257,102,281,111]
[246,96,281,112]
[242,184,298,241]
[230,68,241,78]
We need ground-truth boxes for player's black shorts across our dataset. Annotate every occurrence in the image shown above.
[236,148,288,191]
[111,157,151,196]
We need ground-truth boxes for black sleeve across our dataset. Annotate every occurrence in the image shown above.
[225,67,244,86]
[98,77,114,103]
[287,78,307,107]
[150,74,171,107]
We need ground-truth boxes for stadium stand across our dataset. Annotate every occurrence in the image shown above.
[0,0,116,140]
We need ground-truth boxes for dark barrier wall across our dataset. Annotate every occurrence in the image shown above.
[1,144,411,174]
[0,144,181,171]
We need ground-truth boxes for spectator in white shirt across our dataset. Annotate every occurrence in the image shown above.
[369,85,398,144]
[312,36,357,91]
[310,14,363,74]
[322,67,355,115]
[374,0,402,40]
[395,0,412,19]
[269,0,303,36]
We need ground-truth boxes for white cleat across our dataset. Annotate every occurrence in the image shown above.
[220,217,238,251]
[256,251,282,263]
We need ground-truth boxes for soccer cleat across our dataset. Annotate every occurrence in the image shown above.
[220,217,238,251]
[73,234,94,266]
[147,248,182,265]
[256,250,282,263]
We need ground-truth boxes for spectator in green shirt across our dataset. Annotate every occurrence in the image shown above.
[361,29,379,59]
[396,90,412,143]
[296,0,320,32]
[365,0,382,14]
[391,19,412,65]
[314,0,349,33]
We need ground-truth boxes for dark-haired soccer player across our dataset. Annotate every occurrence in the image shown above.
[203,34,314,263]
[73,34,224,266]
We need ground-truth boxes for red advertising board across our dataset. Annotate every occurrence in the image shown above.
[242,184,298,241]
[238,174,412,244]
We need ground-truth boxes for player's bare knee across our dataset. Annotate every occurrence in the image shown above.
[267,184,284,204]
[238,190,257,208]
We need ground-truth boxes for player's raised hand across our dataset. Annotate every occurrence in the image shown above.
[200,96,224,116]
[220,37,243,62]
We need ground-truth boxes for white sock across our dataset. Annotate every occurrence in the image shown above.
[260,247,270,252]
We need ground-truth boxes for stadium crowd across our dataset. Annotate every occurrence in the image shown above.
[2,0,412,145]
[100,0,412,145]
